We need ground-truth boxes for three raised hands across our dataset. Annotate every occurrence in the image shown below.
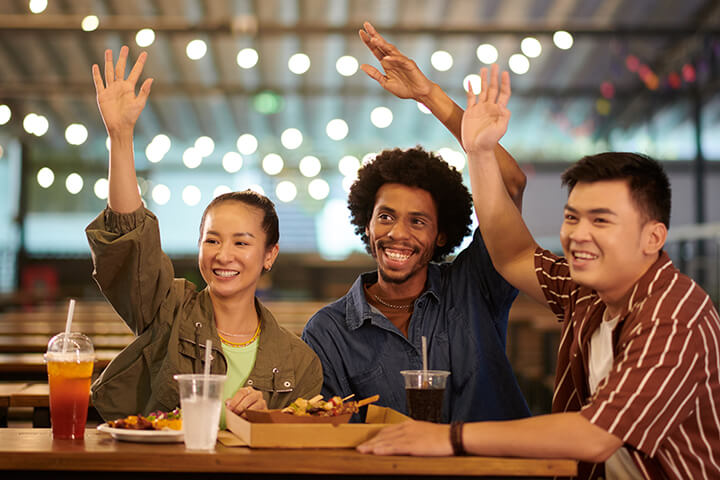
[92,46,153,137]
[461,64,512,154]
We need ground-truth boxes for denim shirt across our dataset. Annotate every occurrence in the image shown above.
[302,229,530,423]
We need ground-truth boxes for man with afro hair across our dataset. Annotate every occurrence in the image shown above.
[302,23,530,423]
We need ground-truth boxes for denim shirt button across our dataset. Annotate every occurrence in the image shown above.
[247,379,254,385]
[284,381,291,388]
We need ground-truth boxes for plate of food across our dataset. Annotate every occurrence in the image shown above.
[97,408,184,443]
[244,394,379,424]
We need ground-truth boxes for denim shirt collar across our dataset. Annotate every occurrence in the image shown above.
[344,266,442,331]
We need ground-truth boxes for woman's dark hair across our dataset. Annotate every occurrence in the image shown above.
[561,152,671,228]
[348,146,473,262]
[198,190,280,247]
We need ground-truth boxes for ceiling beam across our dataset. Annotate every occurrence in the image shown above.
[1,15,719,36]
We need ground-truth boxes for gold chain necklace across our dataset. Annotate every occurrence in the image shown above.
[372,293,413,310]
[217,322,261,347]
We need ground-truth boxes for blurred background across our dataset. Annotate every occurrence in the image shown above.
[1,0,719,413]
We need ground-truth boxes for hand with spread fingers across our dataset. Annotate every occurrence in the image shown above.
[359,21,433,101]
[91,45,153,137]
[225,386,268,418]
[356,420,453,456]
[461,64,512,155]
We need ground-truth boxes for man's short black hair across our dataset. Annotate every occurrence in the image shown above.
[348,146,473,262]
[561,152,671,228]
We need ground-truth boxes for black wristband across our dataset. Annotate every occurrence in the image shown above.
[450,421,466,456]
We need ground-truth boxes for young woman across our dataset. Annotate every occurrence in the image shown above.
[85,46,322,424]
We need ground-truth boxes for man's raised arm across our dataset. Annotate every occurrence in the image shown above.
[461,65,544,304]
[359,21,525,210]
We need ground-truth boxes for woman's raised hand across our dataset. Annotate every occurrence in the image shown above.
[461,64,512,154]
[91,46,153,137]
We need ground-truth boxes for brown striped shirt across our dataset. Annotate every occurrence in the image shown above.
[535,248,720,480]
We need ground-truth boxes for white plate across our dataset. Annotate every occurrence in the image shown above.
[97,423,184,443]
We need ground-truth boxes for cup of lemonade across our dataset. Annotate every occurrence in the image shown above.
[45,332,95,440]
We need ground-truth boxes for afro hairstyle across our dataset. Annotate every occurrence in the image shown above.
[348,146,473,262]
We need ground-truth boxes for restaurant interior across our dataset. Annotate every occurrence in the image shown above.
[0,0,719,438]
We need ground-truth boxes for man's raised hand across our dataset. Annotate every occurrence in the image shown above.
[461,64,512,154]
[91,46,153,136]
[359,21,433,101]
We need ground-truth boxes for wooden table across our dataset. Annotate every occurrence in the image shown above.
[0,428,576,478]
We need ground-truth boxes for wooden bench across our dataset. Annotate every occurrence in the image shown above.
[0,383,29,427]
[0,334,133,353]
[9,383,98,428]
[0,350,119,382]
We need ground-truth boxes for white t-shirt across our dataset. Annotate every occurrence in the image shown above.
[588,311,643,480]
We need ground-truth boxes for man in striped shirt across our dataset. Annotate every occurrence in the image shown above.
[357,65,720,479]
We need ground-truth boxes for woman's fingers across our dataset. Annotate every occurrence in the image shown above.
[91,64,105,93]
[126,51,148,87]
[103,49,114,85]
[114,45,129,82]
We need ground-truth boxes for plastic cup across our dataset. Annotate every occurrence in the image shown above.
[400,370,450,423]
[174,374,226,451]
[45,332,95,440]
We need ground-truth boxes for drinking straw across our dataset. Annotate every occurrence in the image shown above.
[203,339,212,399]
[62,298,76,353]
[421,335,428,384]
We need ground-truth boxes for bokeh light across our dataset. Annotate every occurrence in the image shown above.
[308,178,330,200]
[94,178,109,200]
[276,181,298,203]
[262,153,284,175]
[370,107,393,128]
[326,118,349,140]
[236,48,259,69]
[136,28,155,47]
[288,53,311,74]
[476,44,499,64]
[553,31,574,50]
[152,184,171,205]
[430,50,453,71]
[186,39,207,60]
[37,167,54,188]
[222,152,243,173]
[236,133,258,155]
[508,54,530,75]
[336,56,359,76]
[182,185,202,206]
[81,15,99,32]
[299,155,322,177]
[65,173,84,195]
[281,128,303,150]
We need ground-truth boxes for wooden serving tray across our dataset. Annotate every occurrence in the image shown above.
[243,395,379,425]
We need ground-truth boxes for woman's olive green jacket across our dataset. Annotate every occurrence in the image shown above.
[85,206,322,421]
